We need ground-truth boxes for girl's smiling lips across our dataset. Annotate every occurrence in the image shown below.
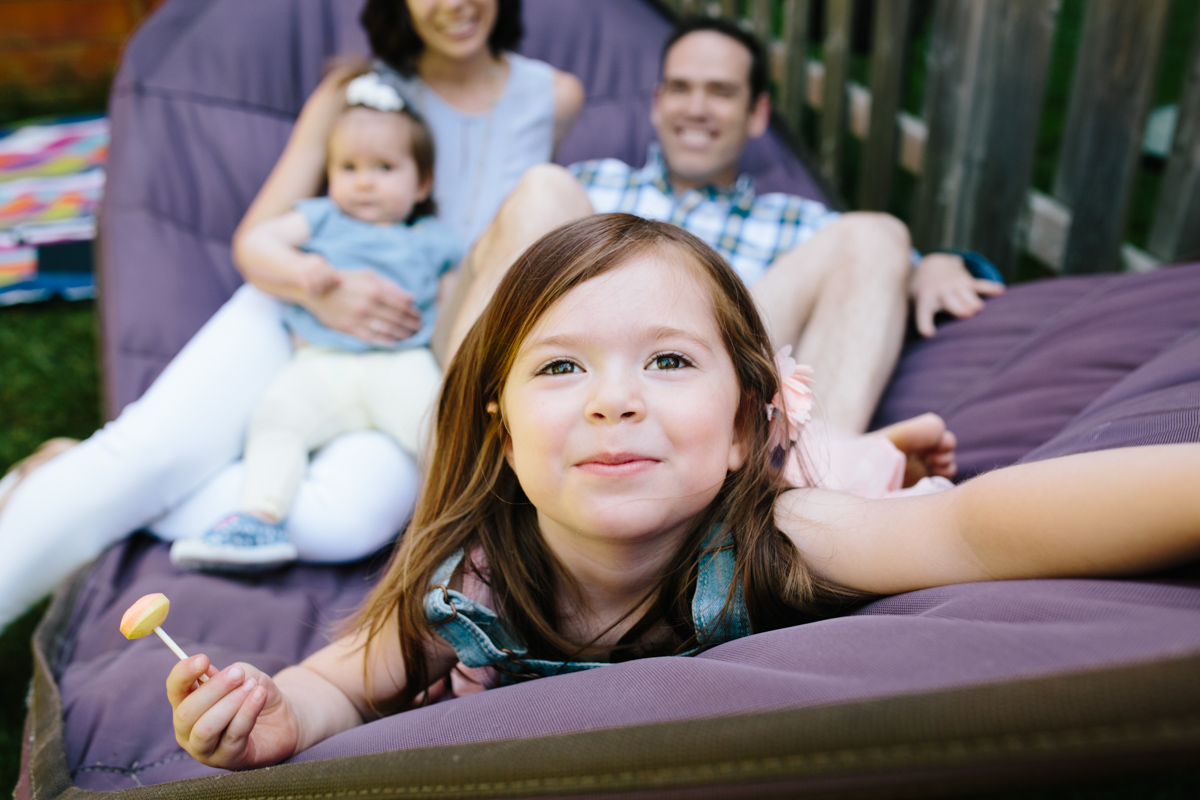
[575,453,661,476]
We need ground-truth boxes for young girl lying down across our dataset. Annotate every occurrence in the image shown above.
[168,214,1200,769]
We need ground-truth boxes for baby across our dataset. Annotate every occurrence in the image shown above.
[169,73,462,571]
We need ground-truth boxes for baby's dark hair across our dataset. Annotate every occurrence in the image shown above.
[399,106,437,222]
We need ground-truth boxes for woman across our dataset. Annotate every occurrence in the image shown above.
[0,0,584,631]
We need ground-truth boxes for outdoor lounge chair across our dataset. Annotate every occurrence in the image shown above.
[19,0,1200,797]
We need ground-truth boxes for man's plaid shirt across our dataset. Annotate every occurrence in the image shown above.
[569,145,840,285]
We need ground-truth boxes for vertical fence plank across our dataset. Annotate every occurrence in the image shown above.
[749,0,772,43]
[719,0,738,20]
[912,1,986,251]
[1053,0,1170,274]
[858,0,911,211]
[913,0,1058,278]
[1149,10,1200,264]
[778,0,810,132]
[819,0,854,189]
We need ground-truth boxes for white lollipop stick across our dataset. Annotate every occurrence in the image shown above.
[121,593,209,682]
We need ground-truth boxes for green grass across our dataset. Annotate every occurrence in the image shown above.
[0,299,102,794]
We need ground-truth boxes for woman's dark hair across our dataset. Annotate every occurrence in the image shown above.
[662,16,768,105]
[362,0,525,78]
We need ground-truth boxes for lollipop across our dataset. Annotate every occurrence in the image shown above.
[120,593,208,682]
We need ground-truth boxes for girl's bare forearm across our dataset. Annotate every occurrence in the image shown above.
[272,665,364,755]
[956,444,1200,580]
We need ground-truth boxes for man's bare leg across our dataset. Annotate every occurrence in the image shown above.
[432,165,593,365]
[751,212,910,433]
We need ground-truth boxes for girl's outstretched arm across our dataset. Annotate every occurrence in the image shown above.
[777,444,1200,596]
[168,614,458,769]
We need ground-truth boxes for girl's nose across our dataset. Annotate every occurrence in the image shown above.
[585,373,645,423]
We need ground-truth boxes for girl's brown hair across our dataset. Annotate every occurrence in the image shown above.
[353,213,864,706]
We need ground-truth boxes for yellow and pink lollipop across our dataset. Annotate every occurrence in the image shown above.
[119,592,208,682]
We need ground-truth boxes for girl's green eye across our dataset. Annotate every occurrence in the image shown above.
[652,354,686,370]
[544,360,578,375]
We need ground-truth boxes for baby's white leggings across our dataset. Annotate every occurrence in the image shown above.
[242,346,440,521]
[0,286,418,630]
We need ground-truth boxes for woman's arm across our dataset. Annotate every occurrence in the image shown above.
[236,211,340,302]
[234,66,355,240]
[168,614,458,769]
[776,444,1200,595]
[551,70,585,151]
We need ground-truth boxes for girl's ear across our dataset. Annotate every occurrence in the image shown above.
[727,415,749,472]
[488,400,517,467]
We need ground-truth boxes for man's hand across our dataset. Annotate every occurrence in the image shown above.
[910,253,1005,337]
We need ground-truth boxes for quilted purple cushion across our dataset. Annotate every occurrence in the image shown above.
[59,537,1200,790]
[873,263,1200,477]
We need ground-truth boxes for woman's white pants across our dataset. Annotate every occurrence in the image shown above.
[0,285,418,630]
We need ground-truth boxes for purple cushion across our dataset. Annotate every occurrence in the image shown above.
[873,263,1200,477]
[59,538,1200,790]
[99,0,829,416]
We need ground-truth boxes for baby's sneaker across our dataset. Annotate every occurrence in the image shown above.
[169,512,298,572]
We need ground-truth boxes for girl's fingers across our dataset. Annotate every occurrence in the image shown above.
[185,668,256,755]
[173,664,248,744]
[167,655,212,708]
[213,678,267,756]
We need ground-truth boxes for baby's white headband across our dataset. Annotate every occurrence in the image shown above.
[345,72,406,113]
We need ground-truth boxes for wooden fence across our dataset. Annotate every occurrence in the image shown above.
[661,0,1200,280]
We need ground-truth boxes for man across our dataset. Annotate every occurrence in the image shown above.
[437,17,1001,438]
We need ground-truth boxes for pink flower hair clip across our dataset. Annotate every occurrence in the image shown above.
[765,346,814,451]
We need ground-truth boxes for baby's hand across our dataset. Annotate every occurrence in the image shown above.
[298,255,342,298]
[168,655,299,770]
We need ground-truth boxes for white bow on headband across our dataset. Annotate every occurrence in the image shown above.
[346,72,406,113]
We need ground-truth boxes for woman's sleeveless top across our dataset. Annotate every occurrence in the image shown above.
[423,530,753,686]
[377,53,556,246]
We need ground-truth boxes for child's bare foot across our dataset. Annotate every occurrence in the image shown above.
[0,437,80,517]
[874,413,957,487]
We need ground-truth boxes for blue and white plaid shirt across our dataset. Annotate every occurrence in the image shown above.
[569,144,840,285]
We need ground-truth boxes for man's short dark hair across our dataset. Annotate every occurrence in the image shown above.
[362,0,525,79]
[661,16,768,103]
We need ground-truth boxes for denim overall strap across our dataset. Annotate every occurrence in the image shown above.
[691,528,753,645]
[424,550,609,683]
